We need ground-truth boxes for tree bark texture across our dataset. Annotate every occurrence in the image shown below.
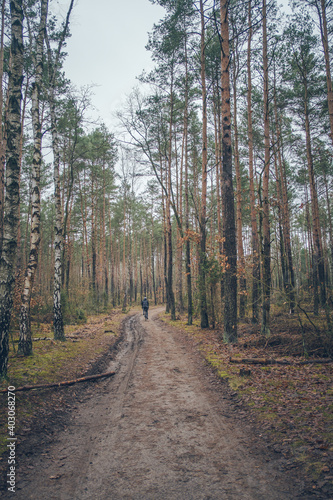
[46,0,74,340]
[261,0,271,337]
[19,0,49,356]
[51,94,65,340]
[0,0,24,377]
[247,0,260,324]
[232,36,246,319]
[318,0,333,146]
[167,76,176,321]
[184,37,193,325]
[0,0,6,258]
[199,0,209,328]
[220,0,237,343]
[276,113,295,313]
[304,89,326,310]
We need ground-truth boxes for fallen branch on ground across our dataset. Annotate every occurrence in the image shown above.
[13,337,53,342]
[0,371,116,393]
[229,357,332,365]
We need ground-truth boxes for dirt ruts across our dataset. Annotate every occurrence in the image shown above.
[3,308,307,499]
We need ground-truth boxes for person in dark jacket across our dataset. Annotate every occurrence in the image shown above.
[142,297,149,319]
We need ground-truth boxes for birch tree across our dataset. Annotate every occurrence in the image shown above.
[18,0,49,356]
[45,0,74,340]
[0,0,6,257]
[0,0,24,377]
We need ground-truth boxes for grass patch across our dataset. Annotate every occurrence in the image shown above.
[0,308,124,461]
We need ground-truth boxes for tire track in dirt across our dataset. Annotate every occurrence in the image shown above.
[6,308,303,499]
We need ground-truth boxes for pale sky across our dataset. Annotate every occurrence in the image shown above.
[58,0,165,128]
[58,0,292,130]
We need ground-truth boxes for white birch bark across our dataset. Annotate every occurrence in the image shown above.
[0,0,24,377]
[18,0,49,355]
[46,0,74,340]
[0,0,6,257]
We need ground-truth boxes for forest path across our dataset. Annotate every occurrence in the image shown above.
[9,308,302,499]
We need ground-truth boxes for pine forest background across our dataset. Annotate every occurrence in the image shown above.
[0,0,333,377]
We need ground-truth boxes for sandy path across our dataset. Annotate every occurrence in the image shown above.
[6,308,302,499]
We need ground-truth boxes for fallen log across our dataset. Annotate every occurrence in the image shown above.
[0,371,116,393]
[229,357,332,366]
[13,337,53,342]
[32,337,53,341]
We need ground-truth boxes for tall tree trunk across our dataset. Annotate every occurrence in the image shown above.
[50,94,65,339]
[102,163,108,306]
[220,0,237,342]
[317,0,333,146]
[214,83,225,306]
[277,116,295,313]
[19,0,49,356]
[46,0,74,340]
[91,178,97,297]
[261,0,271,337]
[304,85,326,311]
[0,0,24,377]
[247,0,260,324]
[323,171,333,286]
[122,189,127,311]
[108,205,115,306]
[0,0,5,257]
[199,0,209,328]
[151,216,157,306]
[184,37,193,325]
[79,172,91,281]
[232,34,246,319]
[167,74,176,320]
[273,136,288,301]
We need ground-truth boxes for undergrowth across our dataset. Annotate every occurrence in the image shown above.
[0,309,123,462]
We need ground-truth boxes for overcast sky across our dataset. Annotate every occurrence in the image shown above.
[57,0,164,128]
[58,0,292,130]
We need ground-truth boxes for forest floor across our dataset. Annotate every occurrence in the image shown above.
[0,307,332,498]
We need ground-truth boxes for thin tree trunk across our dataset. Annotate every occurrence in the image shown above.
[304,86,326,311]
[273,136,288,302]
[19,0,49,356]
[277,116,295,312]
[0,0,5,257]
[91,178,97,297]
[151,216,157,306]
[184,37,192,325]
[247,0,260,324]
[323,171,333,286]
[46,0,74,340]
[317,0,333,146]
[122,188,127,311]
[232,33,246,319]
[102,163,108,306]
[214,84,225,305]
[0,0,24,377]
[167,75,176,320]
[51,94,65,339]
[220,0,237,342]
[199,0,209,328]
[261,0,271,337]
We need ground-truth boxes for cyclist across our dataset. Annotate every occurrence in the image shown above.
[142,296,149,319]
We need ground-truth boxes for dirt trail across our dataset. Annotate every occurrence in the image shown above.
[6,308,304,499]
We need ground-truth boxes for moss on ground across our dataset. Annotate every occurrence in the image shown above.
[0,309,124,461]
